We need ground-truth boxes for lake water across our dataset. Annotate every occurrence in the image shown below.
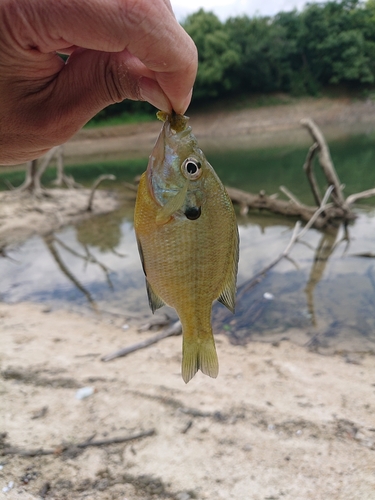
[1,130,375,354]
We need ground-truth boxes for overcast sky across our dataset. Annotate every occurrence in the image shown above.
[171,0,318,21]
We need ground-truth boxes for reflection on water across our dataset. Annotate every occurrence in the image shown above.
[214,219,375,354]
[1,132,375,354]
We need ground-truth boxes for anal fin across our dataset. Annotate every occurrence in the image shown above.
[218,288,235,314]
[217,225,239,313]
[146,279,165,313]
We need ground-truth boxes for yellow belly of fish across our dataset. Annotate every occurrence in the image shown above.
[134,173,237,382]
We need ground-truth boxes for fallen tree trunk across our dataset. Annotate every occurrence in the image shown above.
[225,186,352,229]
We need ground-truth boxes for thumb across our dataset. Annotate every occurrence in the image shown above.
[39,48,170,140]
[2,48,171,163]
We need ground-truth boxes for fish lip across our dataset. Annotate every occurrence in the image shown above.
[164,120,192,140]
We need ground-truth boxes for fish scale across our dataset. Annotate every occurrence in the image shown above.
[134,113,239,383]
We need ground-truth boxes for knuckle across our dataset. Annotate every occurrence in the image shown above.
[102,55,141,103]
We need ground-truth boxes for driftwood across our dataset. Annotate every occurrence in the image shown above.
[228,118,375,229]
[87,174,116,211]
[10,146,62,193]
[122,118,374,230]
[301,118,349,211]
[102,320,182,362]
[225,186,342,229]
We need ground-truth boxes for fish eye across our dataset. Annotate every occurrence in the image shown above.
[181,158,202,180]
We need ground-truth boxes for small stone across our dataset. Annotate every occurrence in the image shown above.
[75,387,95,400]
[175,493,191,500]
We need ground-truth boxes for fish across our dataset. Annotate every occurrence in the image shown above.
[134,111,239,383]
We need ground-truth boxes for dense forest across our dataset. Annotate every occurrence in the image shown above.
[91,0,375,123]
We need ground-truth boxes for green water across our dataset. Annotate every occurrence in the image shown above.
[2,130,375,202]
[1,131,375,354]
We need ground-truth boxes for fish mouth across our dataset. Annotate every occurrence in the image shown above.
[165,121,192,140]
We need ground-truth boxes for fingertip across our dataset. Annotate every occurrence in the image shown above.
[138,77,172,113]
[174,88,193,115]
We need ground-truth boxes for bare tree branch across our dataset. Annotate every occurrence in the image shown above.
[303,142,321,206]
[101,321,182,362]
[300,118,349,212]
[87,174,116,211]
[1,429,156,457]
[279,185,304,207]
[346,188,375,205]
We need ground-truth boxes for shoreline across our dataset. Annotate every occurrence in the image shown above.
[65,96,375,163]
[2,97,375,172]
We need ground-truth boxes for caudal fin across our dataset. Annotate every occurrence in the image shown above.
[182,335,219,384]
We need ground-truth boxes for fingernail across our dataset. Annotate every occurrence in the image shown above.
[176,88,193,115]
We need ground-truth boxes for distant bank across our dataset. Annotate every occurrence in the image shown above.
[67,97,375,164]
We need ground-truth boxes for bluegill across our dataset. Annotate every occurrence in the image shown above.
[134,112,239,383]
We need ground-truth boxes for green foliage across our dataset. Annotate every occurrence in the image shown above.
[87,100,154,127]
[87,0,375,123]
[183,0,375,102]
[183,10,241,98]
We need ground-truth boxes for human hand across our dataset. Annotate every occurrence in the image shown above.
[0,0,197,164]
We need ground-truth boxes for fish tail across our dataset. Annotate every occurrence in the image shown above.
[182,333,219,384]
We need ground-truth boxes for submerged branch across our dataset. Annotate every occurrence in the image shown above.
[300,118,348,212]
[236,221,301,300]
[303,142,321,206]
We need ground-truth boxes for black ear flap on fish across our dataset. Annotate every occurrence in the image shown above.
[184,206,201,220]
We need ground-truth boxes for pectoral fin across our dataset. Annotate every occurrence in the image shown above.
[146,279,165,313]
[156,181,189,225]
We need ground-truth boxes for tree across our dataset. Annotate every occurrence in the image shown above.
[299,1,374,86]
[183,10,241,99]
[226,15,297,93]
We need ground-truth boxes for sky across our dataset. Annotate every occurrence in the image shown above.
[171,0,318,21]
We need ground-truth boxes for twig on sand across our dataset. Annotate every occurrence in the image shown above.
[1,429,156,457]
[101,321,182,362]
